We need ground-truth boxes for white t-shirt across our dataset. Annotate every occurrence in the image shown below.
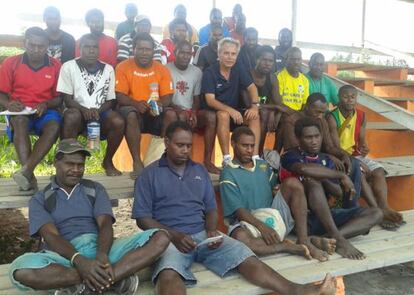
[166,63,202,110]
[57,59,116,109]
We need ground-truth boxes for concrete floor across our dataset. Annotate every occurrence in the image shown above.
[344,264,414,295]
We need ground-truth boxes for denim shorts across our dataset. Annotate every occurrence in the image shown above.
[228,190,295,239]
[152,230,255,285]
[308,207,365,236]
[9,230,158,291]
[6,109,62,142]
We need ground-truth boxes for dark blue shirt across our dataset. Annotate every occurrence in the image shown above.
[201,61,253,110]
[199,24,230,46]
[132,154,217,235]
[29,177,115,242]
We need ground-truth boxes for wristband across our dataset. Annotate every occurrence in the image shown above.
[70,252,81,266]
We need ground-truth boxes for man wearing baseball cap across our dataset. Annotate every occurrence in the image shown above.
[117,15,168,64]
[9,138,170,295]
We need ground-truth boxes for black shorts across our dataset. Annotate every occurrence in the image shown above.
[118,106,163,136]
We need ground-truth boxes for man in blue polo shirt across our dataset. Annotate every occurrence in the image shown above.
[198,8,230,46]
[0,27,62,192]
[280,117,383,260]
[133,121,336,295]
[9,139,170,295]
[220,126,336,262]
[201,37,261,166]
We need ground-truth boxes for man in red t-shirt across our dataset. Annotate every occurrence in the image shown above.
[0,27,62,192]
[161,18,188,63]
[75,9,117,68]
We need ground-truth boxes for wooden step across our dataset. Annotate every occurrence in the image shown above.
[366,122,408,130]
[1,210,413,295]
[342,77,414,87]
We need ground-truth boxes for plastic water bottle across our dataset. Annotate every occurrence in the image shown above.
[148,83,160,116]
[87,121,100,150]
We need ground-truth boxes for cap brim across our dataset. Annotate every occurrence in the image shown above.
[56,148,91,157]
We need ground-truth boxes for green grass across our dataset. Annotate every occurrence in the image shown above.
[0,46,23,57]
[0,135,106,178]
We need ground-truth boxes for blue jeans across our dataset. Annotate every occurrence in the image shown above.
[343,157,362,208]
[152,230,255,285]
[9,230,158,291]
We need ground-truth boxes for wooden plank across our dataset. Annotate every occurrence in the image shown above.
[342,77,414,87]
[366,122,408,130]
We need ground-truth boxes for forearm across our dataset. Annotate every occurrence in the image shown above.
[205,210,218,232]
[116,92,139,109]
[159,94,172,107]
[43,233,79,260]
[97,222,114,256]
[292,163,346,180]
[64,95,88,112]
[192,96,200,111]
[137,217,177,238]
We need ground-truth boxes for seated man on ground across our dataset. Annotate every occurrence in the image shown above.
[117,15,167,64]
[9,138,170,295]
[0,27,62,192]
[43,6,76,64]
[220,126,335,262]
[202,38,260,167]
[280,93,363,207]
[280,118,383,259]
[305,53,338,107]
[326,84,404,229]
[193,24,224,71]
[166,41,219,174]
[58,33,124,176]
[133,121,336,295]
[76,9,117,68]
[161,18,188,63]
[116,32,176,178]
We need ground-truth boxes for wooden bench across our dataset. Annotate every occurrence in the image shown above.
[1,156,414,209]
[0,209,412,295]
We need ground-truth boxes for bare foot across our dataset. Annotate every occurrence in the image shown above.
[102,161,122,177]
[336,237,365,260]
[310,236,336,255]
[276,240,312,260]
[204,160,221,174]
[297,274,336,295]
[383,207,404,224]
[304,241,329,262]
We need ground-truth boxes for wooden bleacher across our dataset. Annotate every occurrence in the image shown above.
[0,210,413,295]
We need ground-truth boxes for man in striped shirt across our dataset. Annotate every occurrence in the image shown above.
[117,15,167,65]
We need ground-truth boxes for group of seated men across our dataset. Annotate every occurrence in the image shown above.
[1,4,408,294]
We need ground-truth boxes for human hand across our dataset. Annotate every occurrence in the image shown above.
[257,223,281,245]
[330,155,346,172]
[7,100,25,112]
[341,154,352,175]
[229,109,243,125]
[358,144,370,157]
[73,255,112,293]
[136,101,150,114]
[340,174,356,200]
[245,105,259,120]
[96,252,115,286]
[89,108,100,121]
[206,230,223,249]
[171,232,196,253]
[188,110,198,129]
[267,111,277,132]
[35,103,48,117]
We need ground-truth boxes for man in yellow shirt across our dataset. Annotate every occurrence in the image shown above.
[277,47,309,111]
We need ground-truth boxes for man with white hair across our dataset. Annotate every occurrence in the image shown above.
[201,38,261,167]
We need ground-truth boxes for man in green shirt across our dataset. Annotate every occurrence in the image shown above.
[306,53,338,106]
[220,126,336,262]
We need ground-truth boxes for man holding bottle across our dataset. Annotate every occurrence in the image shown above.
[115,32,176,178]
[58,33,124,176]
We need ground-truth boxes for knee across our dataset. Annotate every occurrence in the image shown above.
[42,120,60,136]
[372,168,386,179]
[283,177,305,195]
[231,228,252,246]
[10,116,29,128]
[367,207,384,224]
[126,111,139,126]
[157,269,183,285]
[13,269,37,287]
[216,110,230,123]
[63,108,82,125]
[151,230,171,254]
[108,114,125,131]
[163,109,178,122]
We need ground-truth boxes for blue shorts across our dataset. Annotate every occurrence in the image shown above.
[152,230,255,285]
[6,109,62,142]
[9,230,158,291]
[308,207,365,236]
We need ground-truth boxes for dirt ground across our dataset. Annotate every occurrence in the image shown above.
[1,200,413,294]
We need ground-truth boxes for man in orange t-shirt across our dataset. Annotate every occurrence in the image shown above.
[116,32,176,178]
